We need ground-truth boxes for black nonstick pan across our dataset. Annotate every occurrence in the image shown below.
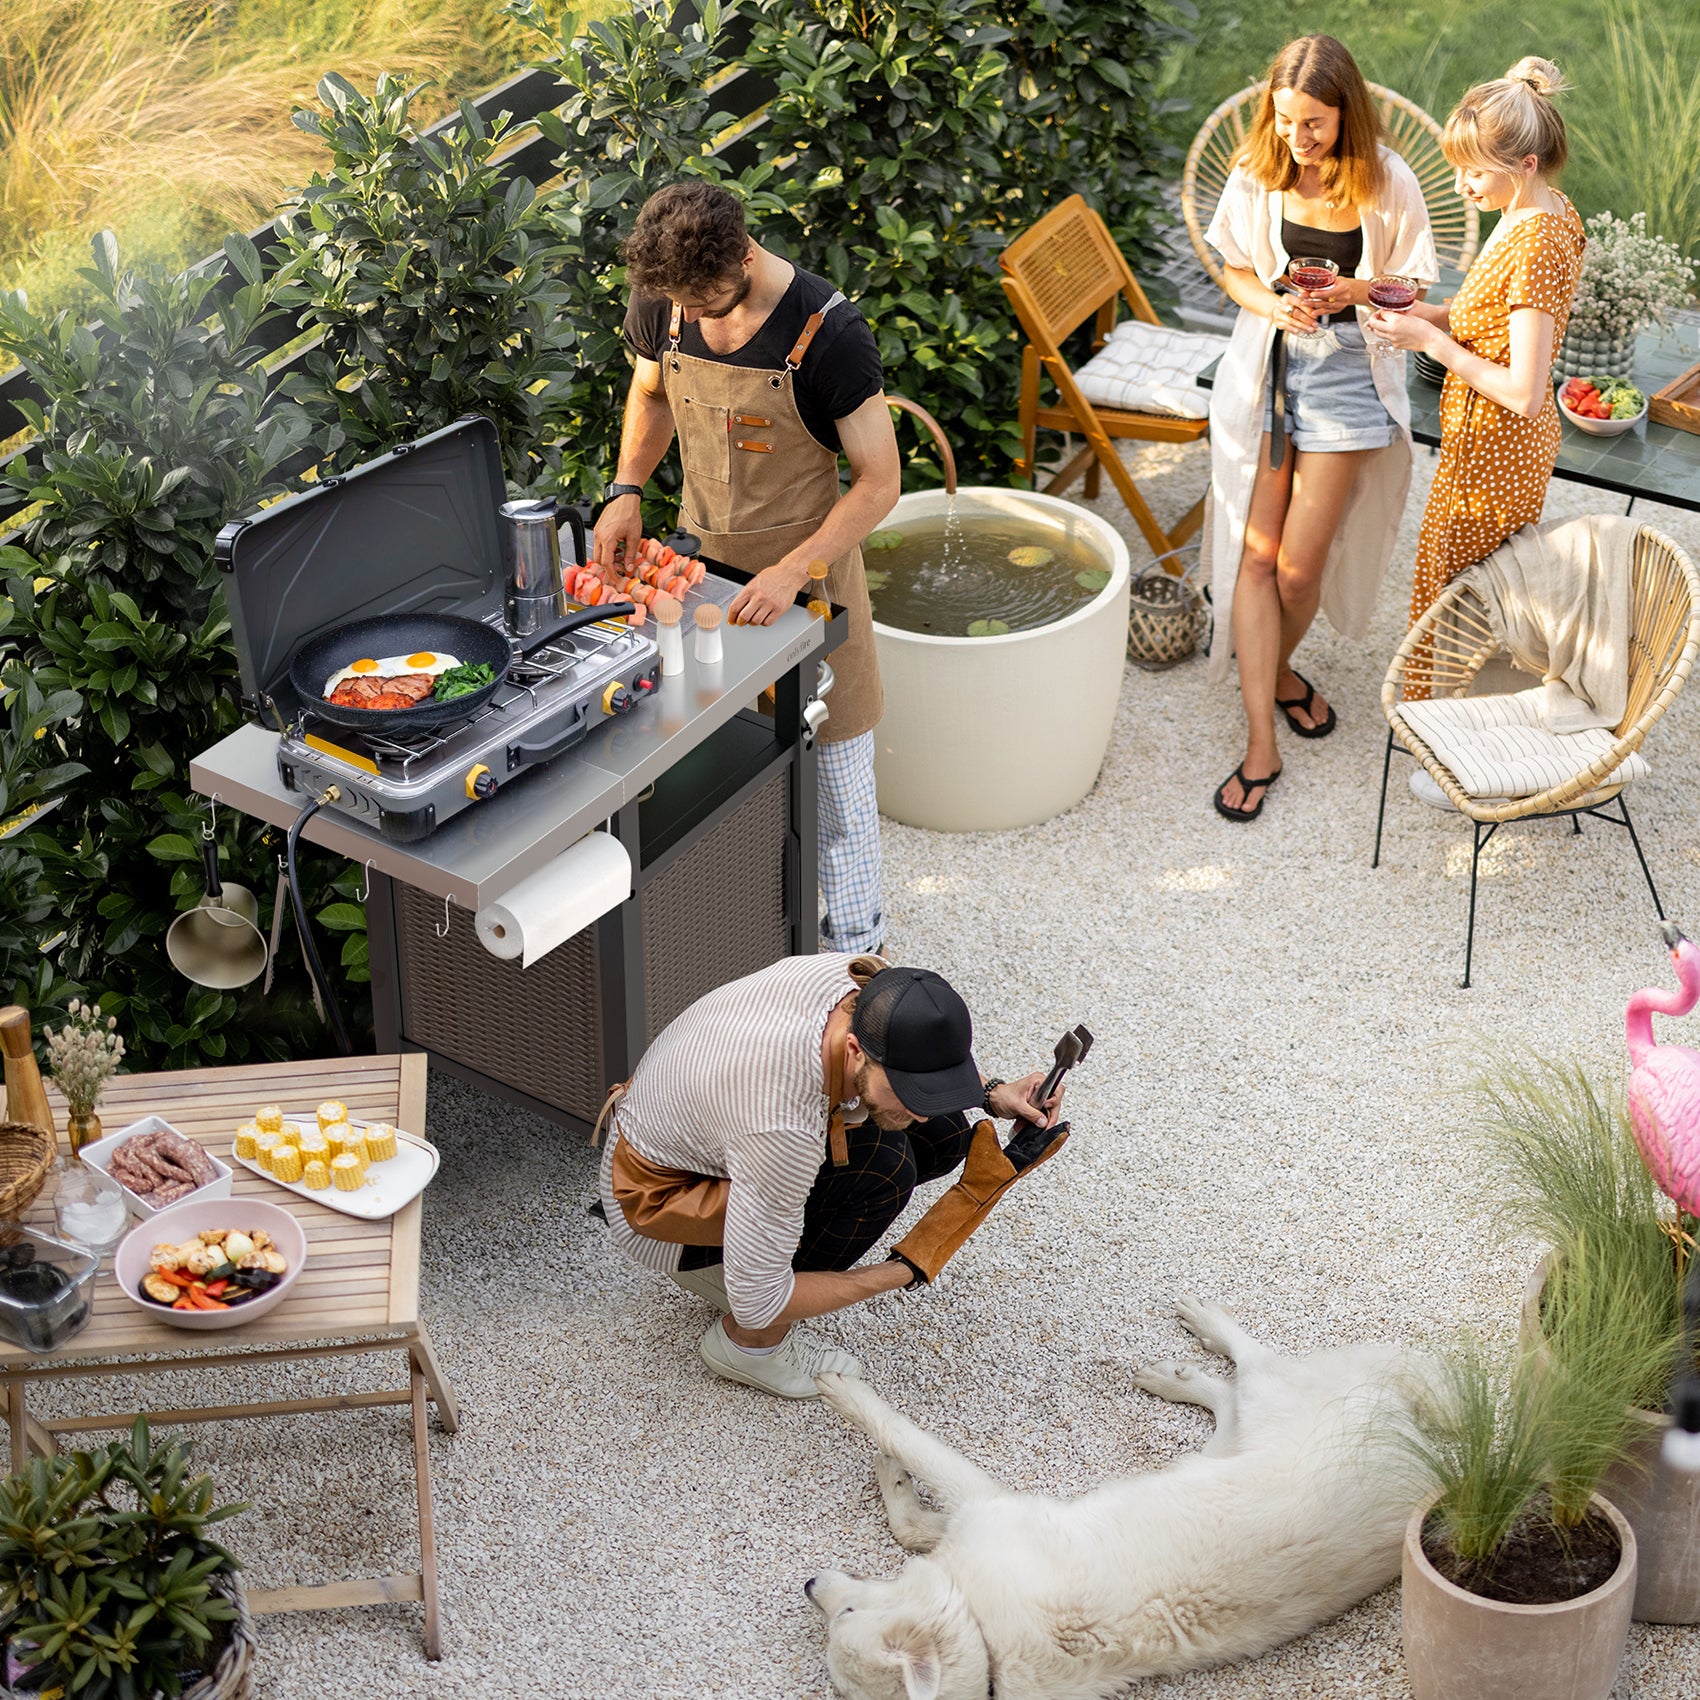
[288,604,635,733]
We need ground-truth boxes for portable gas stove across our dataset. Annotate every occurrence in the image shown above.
[278,613,660,842]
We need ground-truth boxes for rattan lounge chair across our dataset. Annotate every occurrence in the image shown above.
[1181,82,1480,295]
[999,195,1208,557]
[1372,526,1700,986]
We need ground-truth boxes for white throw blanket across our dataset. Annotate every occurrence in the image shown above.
[1459,515,1638,732]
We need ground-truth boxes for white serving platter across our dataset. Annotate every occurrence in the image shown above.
[83,1117,235,1219]
[228,1114,439,1220]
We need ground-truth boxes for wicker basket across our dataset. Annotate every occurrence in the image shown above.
[0,1123,58,1220]
[1127,553,1206,670]
[183,1574,258,1700]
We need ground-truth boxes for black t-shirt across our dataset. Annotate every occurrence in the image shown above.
[623,267,884,455]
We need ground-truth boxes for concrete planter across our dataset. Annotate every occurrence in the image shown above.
[1401,1491,1635,1700]
[1522,1256,1700,1622]
[1554,326,1634,383]
[870,487,1131,832]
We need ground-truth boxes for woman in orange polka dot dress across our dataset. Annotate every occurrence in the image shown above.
[1368,57,1586,698]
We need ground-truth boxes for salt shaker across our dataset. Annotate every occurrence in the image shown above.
[654,595,685,676]
[693,602,723,667]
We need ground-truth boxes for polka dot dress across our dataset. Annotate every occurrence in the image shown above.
[1403,195,1587,697]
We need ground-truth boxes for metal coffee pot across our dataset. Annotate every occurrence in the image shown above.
[501,498,590,640]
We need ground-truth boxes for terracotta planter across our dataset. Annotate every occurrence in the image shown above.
[1523,1256,1700,1622]
[1401,1491,1635,1700]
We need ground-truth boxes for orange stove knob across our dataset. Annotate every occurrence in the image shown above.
[602,681,633,716]
[466,764,496,800]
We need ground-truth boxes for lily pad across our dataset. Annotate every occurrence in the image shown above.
[966,618,1011,638]
[866,529,904,551]
[1007,545,1055,568]
[863,568,890,592]
[1074,568,1111,592]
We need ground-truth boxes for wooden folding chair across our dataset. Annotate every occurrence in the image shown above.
[999,195,1207,556]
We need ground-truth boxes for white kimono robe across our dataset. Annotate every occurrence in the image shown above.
[1202,149,1439,683]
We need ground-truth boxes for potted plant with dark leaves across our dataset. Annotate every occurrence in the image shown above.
[1555,210,1695,381]
[1475,1057,1699,1623]
[0,1418,255,1698]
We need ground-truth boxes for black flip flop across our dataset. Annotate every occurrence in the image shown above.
[1213,763,1282,822]
[1275,671,1338,739]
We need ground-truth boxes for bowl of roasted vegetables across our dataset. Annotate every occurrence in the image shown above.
[114,1197,306,1330]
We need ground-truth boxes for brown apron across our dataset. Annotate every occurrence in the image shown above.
[661,297,883,741]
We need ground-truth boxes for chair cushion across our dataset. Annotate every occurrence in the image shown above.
[1395,688,1648,800]
[1072,321,1229,420]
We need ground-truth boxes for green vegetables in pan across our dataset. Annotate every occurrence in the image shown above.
[433,662,496,701]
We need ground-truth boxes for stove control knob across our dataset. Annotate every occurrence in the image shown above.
[466,763,496,801]
[602,681,634,716]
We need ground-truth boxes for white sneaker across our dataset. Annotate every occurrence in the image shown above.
[668,1265,730,1311]
[697,1319,863,1399]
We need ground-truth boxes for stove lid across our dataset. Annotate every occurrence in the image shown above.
[217,415,508,724]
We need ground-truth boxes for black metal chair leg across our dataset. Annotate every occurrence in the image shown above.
[1372,727,1395,868]
[1462,821,1484,989]
[1571,813,1583,835]
[1619,797,1665,919]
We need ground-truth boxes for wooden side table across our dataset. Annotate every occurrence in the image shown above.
[0,1052,455,1659]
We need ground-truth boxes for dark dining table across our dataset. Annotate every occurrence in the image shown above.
[1195,278,1700,515]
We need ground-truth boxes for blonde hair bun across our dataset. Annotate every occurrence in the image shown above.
[1505,57,1567,99]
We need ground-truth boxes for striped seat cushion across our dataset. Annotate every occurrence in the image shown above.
[1071,321,1229,420]
[1395,688,1647,800]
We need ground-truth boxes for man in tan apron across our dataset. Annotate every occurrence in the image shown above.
[594,182,900,955]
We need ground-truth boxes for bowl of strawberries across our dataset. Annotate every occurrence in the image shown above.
[1558,374,1647,437]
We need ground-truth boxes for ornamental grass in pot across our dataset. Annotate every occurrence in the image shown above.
[1390,1327,1639,1700]
[1475,1058,1699,1622]
[0,1417,255,1699]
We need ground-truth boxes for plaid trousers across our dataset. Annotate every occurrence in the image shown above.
[679,1113,974,1275]
[817,731,883,954]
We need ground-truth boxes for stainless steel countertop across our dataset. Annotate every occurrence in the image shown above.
[190,603,835,910]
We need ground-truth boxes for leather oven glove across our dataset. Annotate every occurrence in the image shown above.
[889,1116,1071,1285]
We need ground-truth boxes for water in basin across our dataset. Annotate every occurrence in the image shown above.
[865,510,1109,637]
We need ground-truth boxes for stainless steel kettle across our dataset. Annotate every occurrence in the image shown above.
[501,499,589,639]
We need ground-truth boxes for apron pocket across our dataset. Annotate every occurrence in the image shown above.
[681,395,731,486]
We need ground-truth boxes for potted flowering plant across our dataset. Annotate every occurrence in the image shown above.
[1556,211,1697,381]
[43,1000,124,1156]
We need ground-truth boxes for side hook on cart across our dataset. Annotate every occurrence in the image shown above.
[357,859,375,904]
[436,894,453,938]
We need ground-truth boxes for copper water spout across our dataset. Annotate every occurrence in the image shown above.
[887,396,958,494]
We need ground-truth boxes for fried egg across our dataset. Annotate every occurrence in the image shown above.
[323,651,461,695]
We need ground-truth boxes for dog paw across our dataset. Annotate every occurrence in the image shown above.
[1132,1358,1200,1400]
[875,1453,916,1497]
[1176,1293,1237,1356]
[817,1371,882,1428]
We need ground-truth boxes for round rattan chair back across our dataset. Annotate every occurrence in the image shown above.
[1382,526,1700,823]
[0,1121,58,1219]
[1181,81,1479,293]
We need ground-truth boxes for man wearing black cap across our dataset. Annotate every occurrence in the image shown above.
[596,953,1063,1399]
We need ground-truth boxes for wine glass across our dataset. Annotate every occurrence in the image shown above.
[1367,274,1419,360]
[1284,257,1339,336]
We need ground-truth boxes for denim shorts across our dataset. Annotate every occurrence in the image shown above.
[1264,318,1394,453]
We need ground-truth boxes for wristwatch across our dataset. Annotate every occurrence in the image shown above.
[602,481,644,503]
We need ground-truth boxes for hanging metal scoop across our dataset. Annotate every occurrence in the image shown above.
[165,828,269,990]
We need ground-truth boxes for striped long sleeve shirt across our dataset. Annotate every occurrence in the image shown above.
[599,953,858,1328]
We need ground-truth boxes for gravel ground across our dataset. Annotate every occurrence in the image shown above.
[56,434,1700,1696]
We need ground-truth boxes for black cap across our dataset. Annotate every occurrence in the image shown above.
[851,967,980,1116]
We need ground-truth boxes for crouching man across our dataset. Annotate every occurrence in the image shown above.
[597,953,1067,1399]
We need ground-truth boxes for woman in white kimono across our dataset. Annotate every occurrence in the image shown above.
[1204,34,1437,820]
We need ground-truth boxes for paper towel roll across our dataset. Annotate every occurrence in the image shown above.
[475,831,632,967]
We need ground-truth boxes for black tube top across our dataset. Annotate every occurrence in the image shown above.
[1281,218,1363,277]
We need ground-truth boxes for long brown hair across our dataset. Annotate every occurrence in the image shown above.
[1236,35,1386,208]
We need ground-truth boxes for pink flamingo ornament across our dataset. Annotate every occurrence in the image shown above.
[1627,921,1700,1216]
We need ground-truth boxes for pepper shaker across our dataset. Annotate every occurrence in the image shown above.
[0,1006,55,1139]
[693,602,723,667]
[654,594,685,676]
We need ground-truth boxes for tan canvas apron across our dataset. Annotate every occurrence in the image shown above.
[661,298,883,741]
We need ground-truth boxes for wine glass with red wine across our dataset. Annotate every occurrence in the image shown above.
[1367,274,1418,360]
[1284,257,1339,336]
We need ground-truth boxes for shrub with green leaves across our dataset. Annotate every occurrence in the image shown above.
[0,235,363,1068]
[274,72,579,491]
[0,1418,245,1700]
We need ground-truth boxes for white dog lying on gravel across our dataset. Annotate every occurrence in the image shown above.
[807,1295,1431,1700]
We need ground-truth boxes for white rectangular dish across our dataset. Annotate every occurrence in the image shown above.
[82,1117,235,1219]
[227,1114,439,1220]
